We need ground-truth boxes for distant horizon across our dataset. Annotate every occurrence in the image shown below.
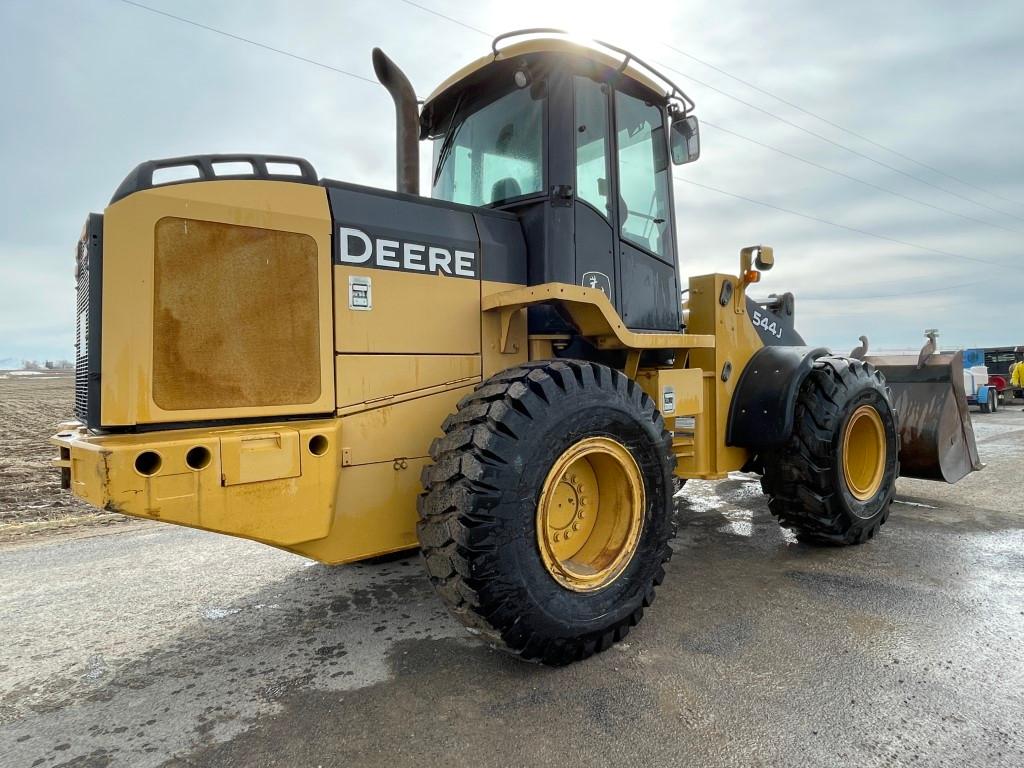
[1,336,1015,370]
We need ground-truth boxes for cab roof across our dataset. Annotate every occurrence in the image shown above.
[420,33,694,135]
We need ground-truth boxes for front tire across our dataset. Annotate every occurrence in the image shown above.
[761,356,899,545]
[417,360,675,665]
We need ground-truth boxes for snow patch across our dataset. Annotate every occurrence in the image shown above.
[203,607,242,620]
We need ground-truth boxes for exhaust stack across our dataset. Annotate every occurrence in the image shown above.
[372,48,419,196]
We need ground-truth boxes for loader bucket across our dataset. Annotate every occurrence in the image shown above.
[865,351,982,483]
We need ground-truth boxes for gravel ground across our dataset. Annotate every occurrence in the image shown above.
[0,399,1022,768]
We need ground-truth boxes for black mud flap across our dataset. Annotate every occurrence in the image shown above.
[727,345,830,449]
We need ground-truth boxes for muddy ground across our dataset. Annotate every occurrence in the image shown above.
[0,372,123,537]
[1,372,1023,767]
[1,411,1022,767]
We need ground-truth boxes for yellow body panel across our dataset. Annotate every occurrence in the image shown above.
[635,367,705,475]
[481,280,529,377]
[220,429,301,486]
[100,180,335,426]
[291,459,429,564]
[53,420,340,547]
[678,273,764,479]
[333,266,480,354]
[58,162,765,564]
[339,384,477,466]
[336,354,481,410]
[58,267,759,559]
[482,283,714,350]
[52,384,473,563]
[634,368,704,417]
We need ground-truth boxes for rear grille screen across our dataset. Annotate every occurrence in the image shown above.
[74,214,102,426]
[73,247,90,420]
[152,217,321,411]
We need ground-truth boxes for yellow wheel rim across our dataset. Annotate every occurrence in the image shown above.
[842,405,886,501]
[537,437,645,592]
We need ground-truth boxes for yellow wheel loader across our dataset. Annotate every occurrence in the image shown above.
[52,31,981,665]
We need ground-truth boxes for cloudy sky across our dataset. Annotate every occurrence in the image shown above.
[2,0,1022,363]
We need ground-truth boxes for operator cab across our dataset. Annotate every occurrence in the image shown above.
[419,32,700,333]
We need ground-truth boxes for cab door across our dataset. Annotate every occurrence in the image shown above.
[611,88,681,332]
[573,76,617,304]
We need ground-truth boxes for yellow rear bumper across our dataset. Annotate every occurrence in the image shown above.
[51,419,343,548]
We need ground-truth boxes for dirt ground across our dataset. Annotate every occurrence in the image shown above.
[1,410,1022,768]
[0,372,122,538]
[1,371,1020,539]
[1,370,1023,767]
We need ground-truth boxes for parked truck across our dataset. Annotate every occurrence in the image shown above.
[963,346,1024,404]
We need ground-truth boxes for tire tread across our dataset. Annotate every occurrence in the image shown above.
[418,360,675,665]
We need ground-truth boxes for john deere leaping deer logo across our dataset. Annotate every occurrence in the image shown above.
[581,271,611,296]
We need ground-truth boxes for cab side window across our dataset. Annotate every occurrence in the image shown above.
[574,76,611,218]
[614,90,672,260]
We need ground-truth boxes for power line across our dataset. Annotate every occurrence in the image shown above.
[662,42,1024,211]
[805,290,982,317]
[654,58,1024,227]
[701,120,1024,236]
[116,0,379,85]
[116,0,1014,272]
[674,176,1009,268]
[800,279,985,301]
[393,0,1024,229]
[396,0,491,37]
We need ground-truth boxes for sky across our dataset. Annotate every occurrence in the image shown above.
[1,0,1022,364]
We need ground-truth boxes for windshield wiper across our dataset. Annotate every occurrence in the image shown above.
[432,93,466,188]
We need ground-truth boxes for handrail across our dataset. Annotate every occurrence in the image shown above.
[491,29,696,114]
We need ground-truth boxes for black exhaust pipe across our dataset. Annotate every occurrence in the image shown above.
[372,48,419,196]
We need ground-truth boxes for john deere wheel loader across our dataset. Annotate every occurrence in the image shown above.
[52,31,981,665]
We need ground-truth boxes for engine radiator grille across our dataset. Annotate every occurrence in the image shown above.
[74,214,103,427]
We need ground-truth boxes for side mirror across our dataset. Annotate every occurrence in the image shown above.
[739,244,774,287]
[670,115,700,165]
[754,246,774,271]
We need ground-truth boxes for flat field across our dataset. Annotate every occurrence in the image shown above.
[0,372,119,536]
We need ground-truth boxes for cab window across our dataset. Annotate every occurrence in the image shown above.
[432,86,544,207]
[614,90,672,260]
[574,76,611,218]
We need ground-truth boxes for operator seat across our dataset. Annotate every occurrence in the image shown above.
[490,177,522,204]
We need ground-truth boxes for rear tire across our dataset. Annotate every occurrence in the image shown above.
[761,356,899,545]
[980,390,993,413]
[417,360,675,665]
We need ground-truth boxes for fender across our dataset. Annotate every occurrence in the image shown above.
[727,345,830,449]
[976,384,992,406]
